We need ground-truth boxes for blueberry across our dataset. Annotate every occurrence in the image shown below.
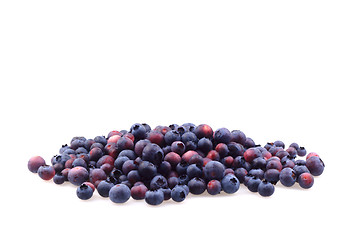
[293,165,310,180]
[306,156,324,176]
[127,170,141,184]
[130,123,147,140]
[164,152,182,169]
[176,161,189,176]
[297,147,307,157]
[273,140,285,148]
[96,155,114,168]
[72,158,87,168]
[289,143,299,150]
[131,184,148,200]
[109,184,131,203]
[221,174,240,194]
[194,124,213,139]
[247,177,262,192]
[114,156,129,170]
[150,175,168,190]
[188,177,206,195]
[37,165,55,181]
[171,185,187,202]
[178,174,189,185]
[142,143,164,166]
[264,169,280,184]
[157,161,171,177]
[28,156,46,173]
[116,137,134,151]
[258,181,275,197]
[170,141,186,155]
[248,169,264,179]
[234,168,248,183]
[227,142,245,158]
[298,173,314,189]
[53,172,66,185]
[122,160,137,175]
[197,138,213,154]
[138,161,157,180]
[215,143,229,158]
[134,139,151,157]
[204,160,225,180]
[186,164,203,179]
[68,166,89,186]
[76,183,93,200]
[207,180,222,195]
[230,130,246,145]
[243,148,262,163]
[244,137,256,148]
[145,190,164,205]
[164,130,181,145]
[279,168,296,187]
[94,135,107,146]
[214,128,232,144]
[167,176,179,189]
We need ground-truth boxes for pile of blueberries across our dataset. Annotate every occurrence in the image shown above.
[28,123,325,205]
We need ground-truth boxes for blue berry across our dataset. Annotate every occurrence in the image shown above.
[145,190,164,205]
[171,185,187,202]
[221,174,240,194]
[76,183,93,200]
[109,184,131,203]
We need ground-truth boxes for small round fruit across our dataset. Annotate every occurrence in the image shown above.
[76,183,94,200]
[109,184,131,203]
[298,172,314,189]
[37,165,55,180]
[28,156,46,173]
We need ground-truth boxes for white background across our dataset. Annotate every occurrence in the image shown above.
[1,1,359,240]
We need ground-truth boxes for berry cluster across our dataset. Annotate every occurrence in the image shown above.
[28,123,325,205]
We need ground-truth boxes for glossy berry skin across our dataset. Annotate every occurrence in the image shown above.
[306,152,319,160]
[164,152,181,169]
[197,138,213,154]
[76,183,93,200]
[53,173,66,184]
[298,173,314,189]
[145,190,164,205]
[273,140,285,148]
[28,156,46,173]
[234,168,248,183]
[243,148,262,163]
[264,169,280,184]
[258,181,275,197]
[247,177,262,192]
[279,168,297,187]
[130,123,147,140]
[138,161,157,180]
[207,180,222,195]
[109,184,131,203]
[170,141,186,155]
[214,128,232,144]
[221,174,240,194]
[131,184,148,200]
[97,180,115,197]
[142,143,164,166]
[306,156,324,176]
[215,143,229,158]
[164,130,181,145]
[150,175,168,190]
[188,177,206,195]
[37,165,55,180]
[186,164,203,179]
[171,185,187,202]
[297,147,307,157]
[68,166,89,186]
[194,124,213,139]
[117,137,134,151]
[204,160,225,180]
[230,130,246,145]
